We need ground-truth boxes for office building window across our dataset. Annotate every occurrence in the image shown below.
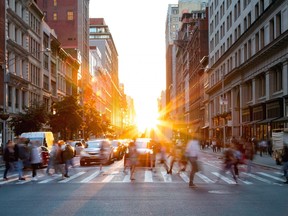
[54,0,57,6]
[53,12,57,21]
[276,12,281,37]
[67,11,74,21]
[258,74,266,98]
[272,65,283,92]
[270,18,275,42]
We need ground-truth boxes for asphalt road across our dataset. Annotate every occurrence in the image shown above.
[0,152,288,216]
[0,182,288,216]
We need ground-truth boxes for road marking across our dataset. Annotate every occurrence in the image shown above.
[196,172,214,183]
[0,174,19,185]
[212,172,237,184]
[59,172,85,183]
[243,172,273,184]
[179,172,189,183]
[80,171,100,183]
[102,173,114,182]
[122,174,131,182]
[257,172,285,182]
[161,171,172,182]
[144,170,153,182]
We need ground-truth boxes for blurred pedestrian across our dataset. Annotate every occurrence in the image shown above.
[3,140,16,181]
[232,142,242,177]
[244,138,255,173]
[128,141,138,181]
[14,137,30,181]
[62,141,75,178]
[185,134,201,188]
[54,140,66,179]
[46,141,58,175]
[216,146,237,184]
[149,140,157,172]
[281,145,288,184]
[166,143,176,174]
[30,141,42,181]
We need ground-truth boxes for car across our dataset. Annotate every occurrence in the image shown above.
[67,140,86,156]
[111,140,125,160]
[80,139,114,166]
[134,138,155,167]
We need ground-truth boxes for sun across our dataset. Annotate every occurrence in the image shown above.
[136,112,159,133]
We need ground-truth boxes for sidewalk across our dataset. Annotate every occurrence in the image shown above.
[201,147,282,170]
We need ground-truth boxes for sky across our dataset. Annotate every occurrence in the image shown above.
[89,0,178,131]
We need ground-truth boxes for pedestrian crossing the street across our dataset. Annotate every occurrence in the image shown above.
[0,165,287,186]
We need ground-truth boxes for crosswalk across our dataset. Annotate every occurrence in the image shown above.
[0,165,287,186]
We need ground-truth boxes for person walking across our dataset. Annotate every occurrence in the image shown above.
[3,140,16,181]
[185,134,201,188]
[14,137,30,181]
[216,146,238,184]
[281,145,288,184]
[244,138,255,173]
[62,141,75,178]
[166,143,176,175]
[46,142,58,175]
[54,140,66,179]
[30,141,42,181]
[128,141,138,181]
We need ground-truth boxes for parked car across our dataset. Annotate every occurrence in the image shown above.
[111,140,125,160]
[80,139,114,166]
[134,138,155,167]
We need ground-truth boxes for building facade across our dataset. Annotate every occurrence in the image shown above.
[89,18,122,131]
[207,0,288,144]
[0,0,80,144]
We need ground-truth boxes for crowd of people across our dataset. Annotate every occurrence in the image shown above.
[2,135,288,186]
[2,138,75,181]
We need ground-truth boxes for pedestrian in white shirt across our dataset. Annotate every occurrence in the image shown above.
[185,134,200,188]
[30,141,42,181]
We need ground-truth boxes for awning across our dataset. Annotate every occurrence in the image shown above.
[249,120,262,125]
[273,116,288,123]
[257,117,280,124]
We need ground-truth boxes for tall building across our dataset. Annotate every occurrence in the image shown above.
[36,0,90,102]
[207,0,288,144]
[165,0,207,142]
[0,0,79,144]
[89,18,122,131]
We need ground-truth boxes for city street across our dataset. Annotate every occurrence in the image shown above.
[0,150,288,216]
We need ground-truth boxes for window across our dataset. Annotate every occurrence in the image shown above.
[255,3,259,19]
[53,0,57,6]
[255,32,259,52]
[67,11,74,21]
[272,66,282,92]
[44,54,49,70]
[270,18,275,42]
[258,74,266,98]
[276,12,281,37]
[53,12,57,21]
[260,27,265,49]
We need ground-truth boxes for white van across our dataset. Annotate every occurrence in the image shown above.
[20,131,54,151]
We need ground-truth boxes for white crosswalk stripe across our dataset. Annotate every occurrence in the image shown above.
[80,171,101,183]
[0,166,286,186]
[59,172,85,183]
[212,172,237,184]
[144,170,153,182]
